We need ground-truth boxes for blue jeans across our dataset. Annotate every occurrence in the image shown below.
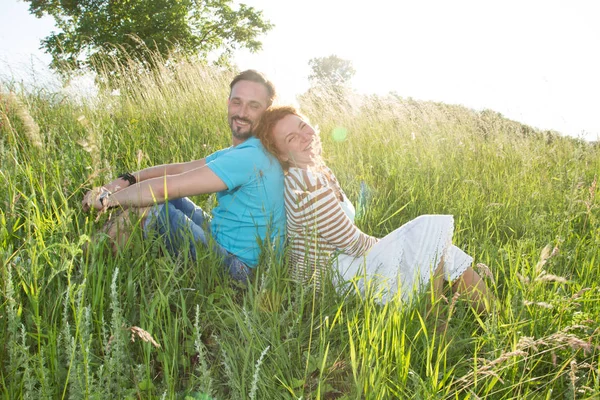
[144,197,253,284]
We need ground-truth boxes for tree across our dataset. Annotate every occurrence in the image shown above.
[299,55,357,115]
[308,55,355,88]
[24,0,273,75]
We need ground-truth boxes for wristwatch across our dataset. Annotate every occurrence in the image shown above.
[98,188,112,208]
[118,172,137,185]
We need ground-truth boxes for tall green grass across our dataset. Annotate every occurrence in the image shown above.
[1,59,599,399]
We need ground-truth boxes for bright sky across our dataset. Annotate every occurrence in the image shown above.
[1,0,599,141]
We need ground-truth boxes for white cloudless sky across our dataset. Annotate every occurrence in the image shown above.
[0,1,57,87]
[235,0,600,141]
[1,0,599,141]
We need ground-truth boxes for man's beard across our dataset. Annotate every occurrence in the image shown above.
[232,126,252,141]
[229,117,253,141]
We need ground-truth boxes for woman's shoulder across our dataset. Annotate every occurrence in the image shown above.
[287,167,329,192]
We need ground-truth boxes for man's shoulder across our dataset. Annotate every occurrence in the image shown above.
[237,137,277,164]
[208,138,264,161]
[208,137,282,181]
[206,145,233,162]
[237,137,264,151]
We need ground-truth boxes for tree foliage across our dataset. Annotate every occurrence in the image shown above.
[308,55,355,87]
[24,0,273,75]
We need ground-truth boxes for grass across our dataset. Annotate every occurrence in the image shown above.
[1,59,599,399]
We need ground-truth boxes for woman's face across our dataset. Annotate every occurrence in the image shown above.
[272,114,322,168]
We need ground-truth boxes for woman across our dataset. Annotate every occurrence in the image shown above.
[254,106,492,311]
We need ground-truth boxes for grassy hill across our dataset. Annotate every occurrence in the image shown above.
[1,61,599,399]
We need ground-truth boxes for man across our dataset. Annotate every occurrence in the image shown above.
[82,70,284,283]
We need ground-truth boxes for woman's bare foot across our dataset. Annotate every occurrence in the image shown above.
[452,266,494,315]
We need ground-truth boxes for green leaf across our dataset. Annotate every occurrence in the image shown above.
[22,0,273,78]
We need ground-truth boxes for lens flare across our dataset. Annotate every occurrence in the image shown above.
[332,127,348,142]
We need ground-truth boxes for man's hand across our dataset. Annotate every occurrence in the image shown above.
[82,187,106,212]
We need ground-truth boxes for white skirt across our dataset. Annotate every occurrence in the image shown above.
[334,215,472,304]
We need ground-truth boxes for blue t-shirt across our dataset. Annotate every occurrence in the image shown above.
[205,137,285,267]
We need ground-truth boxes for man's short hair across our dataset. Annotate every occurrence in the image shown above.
[229,70,277,107]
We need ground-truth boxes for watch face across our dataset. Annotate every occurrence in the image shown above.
[99,188,111,206]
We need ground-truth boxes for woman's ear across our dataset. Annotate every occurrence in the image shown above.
[280,153,289,162]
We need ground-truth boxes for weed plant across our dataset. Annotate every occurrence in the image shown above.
[1,58,599,399]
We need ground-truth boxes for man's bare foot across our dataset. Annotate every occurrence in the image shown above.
[98,207,151,254]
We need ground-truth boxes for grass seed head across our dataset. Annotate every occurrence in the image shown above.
[536,244,553,274]
[3,92,43,149]
[535,273,568,284]
[524,300,553,309]
[516,272,530,285]
[128,326,161,348]
[570,359,578,388]
[476,263,495,284]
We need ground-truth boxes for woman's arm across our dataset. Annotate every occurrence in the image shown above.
[286,171,377,257]
[90,164,225,210]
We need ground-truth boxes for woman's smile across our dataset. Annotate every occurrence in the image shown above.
[272,114,322,167]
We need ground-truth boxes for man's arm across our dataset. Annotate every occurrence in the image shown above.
[82,158,207,209]
[103,158,207,192]
[91,165,226,210]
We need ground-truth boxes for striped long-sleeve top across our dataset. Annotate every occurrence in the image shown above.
[285,166,378,286]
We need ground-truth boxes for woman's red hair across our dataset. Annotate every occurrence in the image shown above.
[254,106,304,170]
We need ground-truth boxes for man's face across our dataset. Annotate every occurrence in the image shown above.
[227,80,270,145]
